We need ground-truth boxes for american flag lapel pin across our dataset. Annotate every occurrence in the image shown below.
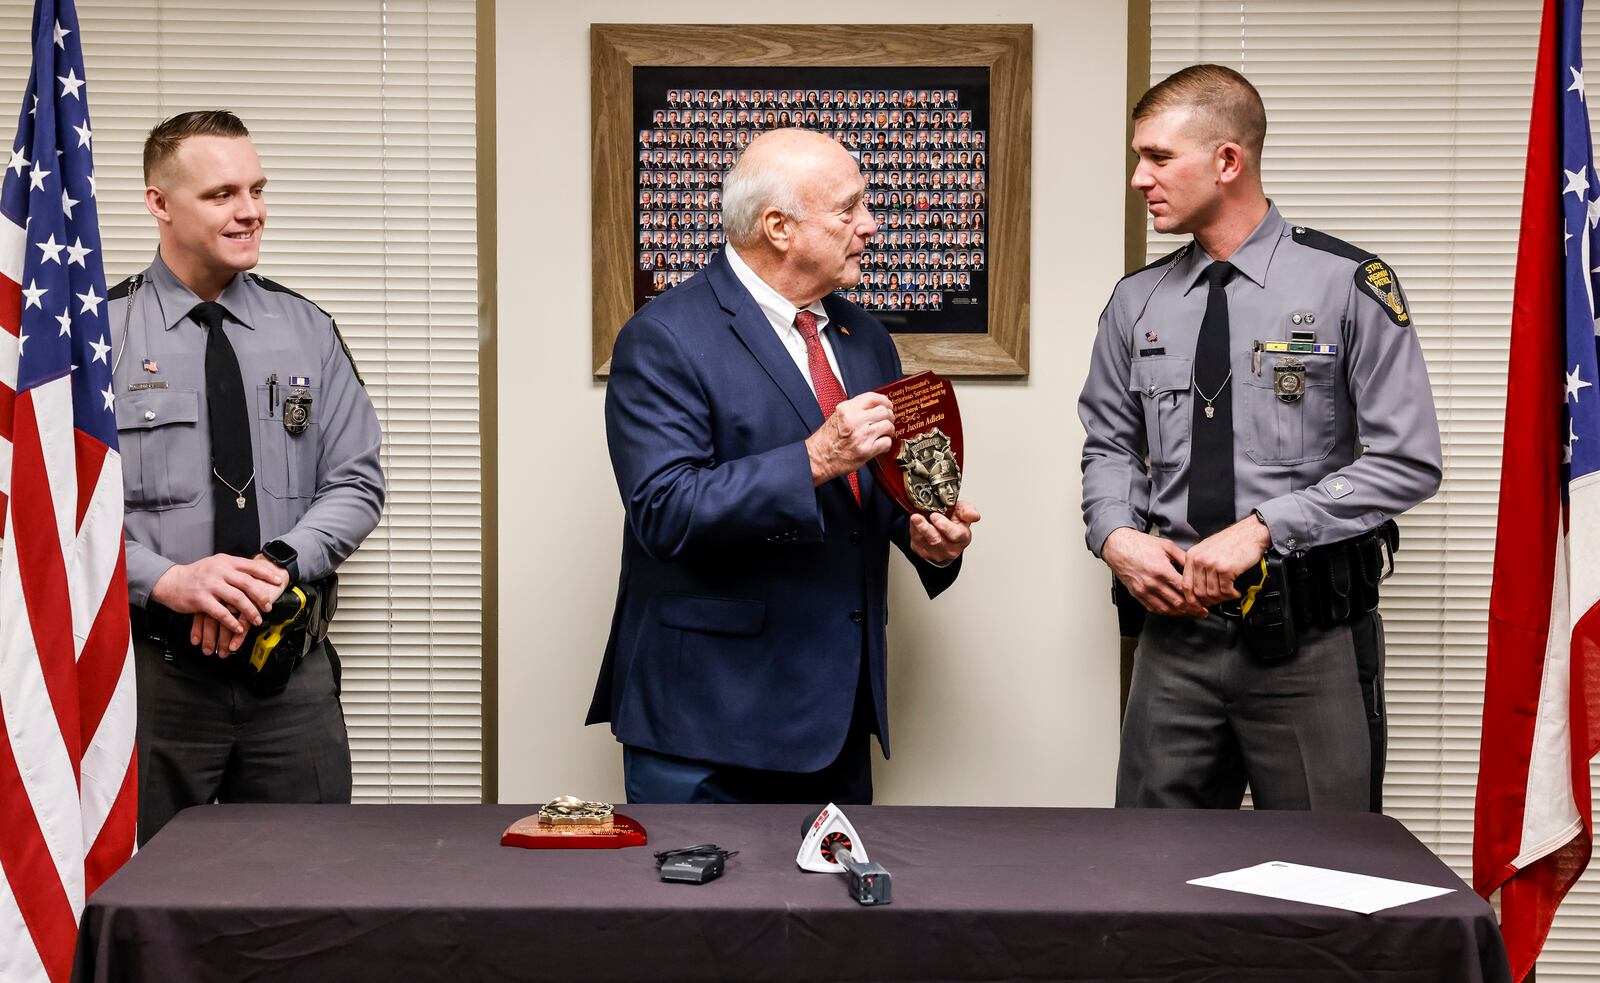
[142,358,158,373]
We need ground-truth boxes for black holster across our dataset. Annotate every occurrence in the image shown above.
[1235,554,1297,662]
[1112,577,1147,638]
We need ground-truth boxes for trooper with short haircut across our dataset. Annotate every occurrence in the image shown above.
[114,111,384,843]
[1079,66,1441,812]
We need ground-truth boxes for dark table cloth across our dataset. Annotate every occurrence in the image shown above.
[73,804,1509,982]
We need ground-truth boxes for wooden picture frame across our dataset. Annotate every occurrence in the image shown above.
[592,23,1032,377]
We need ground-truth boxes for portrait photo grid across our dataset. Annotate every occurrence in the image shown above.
[633,67,991,334]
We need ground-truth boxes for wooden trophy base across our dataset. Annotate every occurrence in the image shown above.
[501,813,648,850]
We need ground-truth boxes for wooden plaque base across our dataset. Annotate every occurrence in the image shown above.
[500,813,648,850]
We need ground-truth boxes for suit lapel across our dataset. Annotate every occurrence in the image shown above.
[822,295,890,509]
[822,295,881,399]
[706,251,825,431]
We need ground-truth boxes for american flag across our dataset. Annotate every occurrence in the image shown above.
[1474,0,1600,978]
[0,1,137,981]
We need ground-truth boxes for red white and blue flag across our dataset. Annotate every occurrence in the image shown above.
[1475,0,1600,978]
[0,1,137,981]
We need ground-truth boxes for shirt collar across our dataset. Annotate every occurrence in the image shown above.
[725,244,829,332]
[1180,200,1288,293]
[146,250,256,331]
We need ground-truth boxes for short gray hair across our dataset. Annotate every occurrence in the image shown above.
[720,150,807,247]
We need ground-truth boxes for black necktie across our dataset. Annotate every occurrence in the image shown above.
[1187,262,1236,539]
[194,301,260,558]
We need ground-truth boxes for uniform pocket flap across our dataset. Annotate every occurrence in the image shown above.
[658,593,766,636]
[115,388,200,431]
[1129,355,1192,395]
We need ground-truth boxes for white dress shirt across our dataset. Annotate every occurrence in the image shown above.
[724,244,846,398]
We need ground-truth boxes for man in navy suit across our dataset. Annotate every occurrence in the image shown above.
[590,129,980,804]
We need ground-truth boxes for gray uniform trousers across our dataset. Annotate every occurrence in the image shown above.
[133,638,352,845]
[1117,612,1370,811]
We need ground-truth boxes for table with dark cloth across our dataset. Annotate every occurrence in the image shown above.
[73,804,1509,982]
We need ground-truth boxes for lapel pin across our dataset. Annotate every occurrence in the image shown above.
[141,358,158,373]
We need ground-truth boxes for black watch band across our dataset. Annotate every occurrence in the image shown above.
[261,539,299,581]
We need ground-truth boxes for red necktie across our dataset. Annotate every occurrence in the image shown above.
[794,310,860,503]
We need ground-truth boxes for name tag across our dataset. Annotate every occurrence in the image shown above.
[128,381,169,391]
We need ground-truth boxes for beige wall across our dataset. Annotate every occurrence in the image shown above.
[496,0,1131,806]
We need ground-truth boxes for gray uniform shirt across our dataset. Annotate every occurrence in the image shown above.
[1079,204,1442,556]
[111,252,385,606]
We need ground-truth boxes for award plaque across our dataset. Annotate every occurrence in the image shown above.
[867,371,964,516]
[500,795,648,850]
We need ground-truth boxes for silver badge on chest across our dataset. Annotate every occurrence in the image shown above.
[283,388,313,434]
[1272,358,1307,402]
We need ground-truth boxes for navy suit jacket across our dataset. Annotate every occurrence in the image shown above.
[587,249,960,773]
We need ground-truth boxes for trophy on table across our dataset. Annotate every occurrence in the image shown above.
[500,795,647,850]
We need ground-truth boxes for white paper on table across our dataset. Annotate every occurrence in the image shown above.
[1186,860,1456,915]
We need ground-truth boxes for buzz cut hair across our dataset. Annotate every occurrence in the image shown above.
[1133,64,1266,162]
[143,110,250,184]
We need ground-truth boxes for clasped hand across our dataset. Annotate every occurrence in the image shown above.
[1103,515,1271,617]
[149,553,289,657]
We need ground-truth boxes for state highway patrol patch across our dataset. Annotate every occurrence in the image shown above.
[1358,259,1409,327]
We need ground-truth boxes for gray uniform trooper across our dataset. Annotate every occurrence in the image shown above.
[116,111,383,843]
[1081,67,1441,813]
[114,253,383,841]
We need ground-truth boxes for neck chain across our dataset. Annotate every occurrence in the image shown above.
[212,468,256,510]
[1192,372,1232,419]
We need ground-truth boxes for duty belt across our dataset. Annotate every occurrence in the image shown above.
[1283,520,1398,630]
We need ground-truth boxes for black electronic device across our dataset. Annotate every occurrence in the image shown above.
[654,844,736,884]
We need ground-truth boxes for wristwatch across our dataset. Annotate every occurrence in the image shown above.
[261,539,299,582]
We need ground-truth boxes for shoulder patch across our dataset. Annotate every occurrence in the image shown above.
[1121,245,1187,281]
[248,273,368,386]
[107,274,140,300]
[1290,225,1370,262]
[1353,257,1410,327]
